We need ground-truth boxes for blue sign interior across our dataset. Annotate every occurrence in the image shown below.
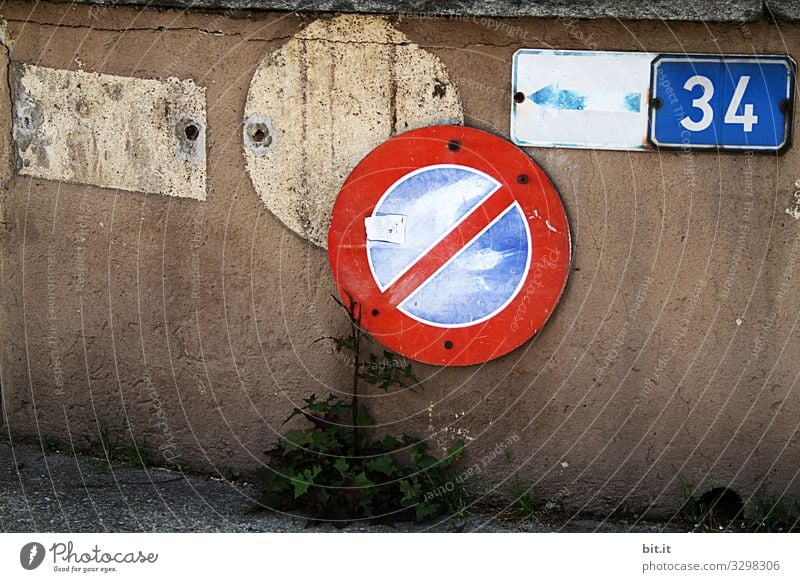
[649,55,795,151]
[367,165,531,328]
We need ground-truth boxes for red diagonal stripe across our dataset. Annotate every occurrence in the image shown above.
[383,187,515,307]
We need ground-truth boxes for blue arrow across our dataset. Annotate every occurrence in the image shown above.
[528,84,641,113]
[530,84,586,110]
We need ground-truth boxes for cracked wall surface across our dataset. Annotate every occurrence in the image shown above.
[1,1,800,517]
[62,0,769,22]
[0,19,12,187]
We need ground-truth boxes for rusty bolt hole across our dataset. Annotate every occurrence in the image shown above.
[184,124,200,141]
[249,123,272,146]
[513,91,525,104]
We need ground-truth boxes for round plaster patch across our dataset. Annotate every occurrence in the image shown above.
[243,15,464,248]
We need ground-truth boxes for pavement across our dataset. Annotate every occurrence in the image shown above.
[0,441,683,533]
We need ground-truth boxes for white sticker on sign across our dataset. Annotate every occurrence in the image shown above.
[511,49,655,151]
[365,214,406,244]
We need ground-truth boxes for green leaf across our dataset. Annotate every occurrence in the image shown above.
[364,454,397,476]
[353,471,373,487]
[292,465,322,498]
[333,457,349,476]
[375,434,402,452]
[293,475,311,498]
[446,439,465,461]
[283,430,306,452]
[417,454,438,471]
[356,406,374,427]
[399,478,421,505]
[410,441,428,463]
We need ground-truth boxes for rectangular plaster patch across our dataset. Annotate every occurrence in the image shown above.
[12,63,206,200]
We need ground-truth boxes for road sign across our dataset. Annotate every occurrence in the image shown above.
[512,50,795,153]
[511,49,655,151]
[328,126,572,366]
[648,55,795,152]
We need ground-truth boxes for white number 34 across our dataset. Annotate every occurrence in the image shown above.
[680,75,758,133]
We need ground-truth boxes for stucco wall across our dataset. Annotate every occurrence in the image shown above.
[1,1,799,517]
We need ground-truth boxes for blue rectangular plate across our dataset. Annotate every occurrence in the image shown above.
[648,54,795,153]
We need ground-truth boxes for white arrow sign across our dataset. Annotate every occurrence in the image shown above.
[512,49,656,151]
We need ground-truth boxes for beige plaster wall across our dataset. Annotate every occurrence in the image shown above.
[1,2,798,516]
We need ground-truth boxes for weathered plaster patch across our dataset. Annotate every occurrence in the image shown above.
[786,180,800,220]
[0,20,13,187]
[0,18,13,49]
[12,64,207,200]
[244,14,463,248]
[427,404,474,453]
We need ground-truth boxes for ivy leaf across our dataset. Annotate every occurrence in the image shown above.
[353,471,373,487]
[356,407,374,428]
[292,465,322,498]
[410,441,428,463]
[445,439,465,464]
[364,454,397,476]
[293,474,311,498]
[417,454,438,471]
[283,430,306,452]
[333,457,349,476]
[376,434,402,452]
[399,478,421,505]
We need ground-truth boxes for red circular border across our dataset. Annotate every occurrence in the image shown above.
[328,126,571,366]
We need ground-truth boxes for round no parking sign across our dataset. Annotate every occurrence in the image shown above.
[328,126,571,366]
